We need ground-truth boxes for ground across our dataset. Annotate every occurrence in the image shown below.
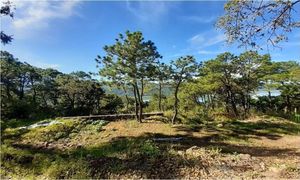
[1,115,299,179]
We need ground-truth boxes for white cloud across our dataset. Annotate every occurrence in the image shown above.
[126,1,171,23]
[182,15,216,23]
[30,61,60,69]
[189,32,226,48]
[10,0,80,33]
[164,31,227,59]
[198,50,223,55]
[170,30,227,57]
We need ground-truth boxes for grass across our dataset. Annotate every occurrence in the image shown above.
[1,118,43,129]
[1,136,162,179]
[1,144,90,179]
[1,115,300,179]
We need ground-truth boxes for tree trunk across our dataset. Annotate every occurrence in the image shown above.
[137,79,144,123]
[122,86,129,112]
[172,81,181,124]
[241,92,247,118]
[5,84,11,100]
[18,77,26,100]
[19,84,24,100]
[210,94,215,110]
[132,84,139,121]
[227,87,239,117]
[158,82,162,111]
[286,95,291,114]
[268,90,272,109]
[33,89,37,103]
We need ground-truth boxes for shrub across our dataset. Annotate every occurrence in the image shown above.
[140,140,160,157]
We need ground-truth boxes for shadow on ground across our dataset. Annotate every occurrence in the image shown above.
[2,117,300,178]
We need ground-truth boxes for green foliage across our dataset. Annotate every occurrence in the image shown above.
[144,93,170,112]
[294,114,300,123]
[1,51,124,121]
[0,144,90,179]
[169,55,199,123]
[139,140,160,157]
[21,120,82,142]
[44,158,90,179]
[147,50,298,123]
[1,1,14,45]
[97,30,162,122]
[56,72,105,116]
[100,94,124,114]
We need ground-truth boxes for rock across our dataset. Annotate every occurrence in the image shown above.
[44,142,50,147]
[185,146,205,157]
[177,150,185,156]
[260,162,266,170]
[46,143,52,147]
[217,123,223,127]
[186,146,198,153]
[238,153,251,160]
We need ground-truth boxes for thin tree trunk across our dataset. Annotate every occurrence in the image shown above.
[6,84,11,100]
[268,90,272,109]
[158,81,162,111]
[286,95,291,114]
[33,88,37,103]
[19,85,24,100]
[246,94,251,115]
[132,84,139,121]
[172,81,181,124]
[137,79,144,123]
[227,87,239,117]
[18,77,26,100]
[122,85,129,112]
[241,92,247,118]
[210,94,215,110]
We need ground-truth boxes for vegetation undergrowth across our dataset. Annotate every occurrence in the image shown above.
[1,115,300,179]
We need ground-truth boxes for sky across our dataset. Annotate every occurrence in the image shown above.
[2,0,300,74]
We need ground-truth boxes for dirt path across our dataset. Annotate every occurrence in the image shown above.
[253,135,300,149]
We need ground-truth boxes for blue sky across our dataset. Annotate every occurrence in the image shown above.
[2,1,300,73]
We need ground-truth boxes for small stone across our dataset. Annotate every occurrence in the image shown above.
[186,146,205,157]
[217,123,223,127]
[178,150,185,156]
[239,153,251,160]
[260,162,266,170]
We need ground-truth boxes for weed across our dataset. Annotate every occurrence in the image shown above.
[140,140,160,157]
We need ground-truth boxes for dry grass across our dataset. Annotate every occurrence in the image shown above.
[1,116,300,179]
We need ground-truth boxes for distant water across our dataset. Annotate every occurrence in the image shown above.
[252,89,281,99]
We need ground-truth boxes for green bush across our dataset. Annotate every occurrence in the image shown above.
[163,110,173,122]
[140,140,160,157]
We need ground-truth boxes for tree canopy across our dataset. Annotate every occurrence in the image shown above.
[217,0,300,48]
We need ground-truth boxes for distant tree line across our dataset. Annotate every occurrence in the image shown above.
[98,31,300,123]
[0,51,123,120]
[1,31,299,123]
